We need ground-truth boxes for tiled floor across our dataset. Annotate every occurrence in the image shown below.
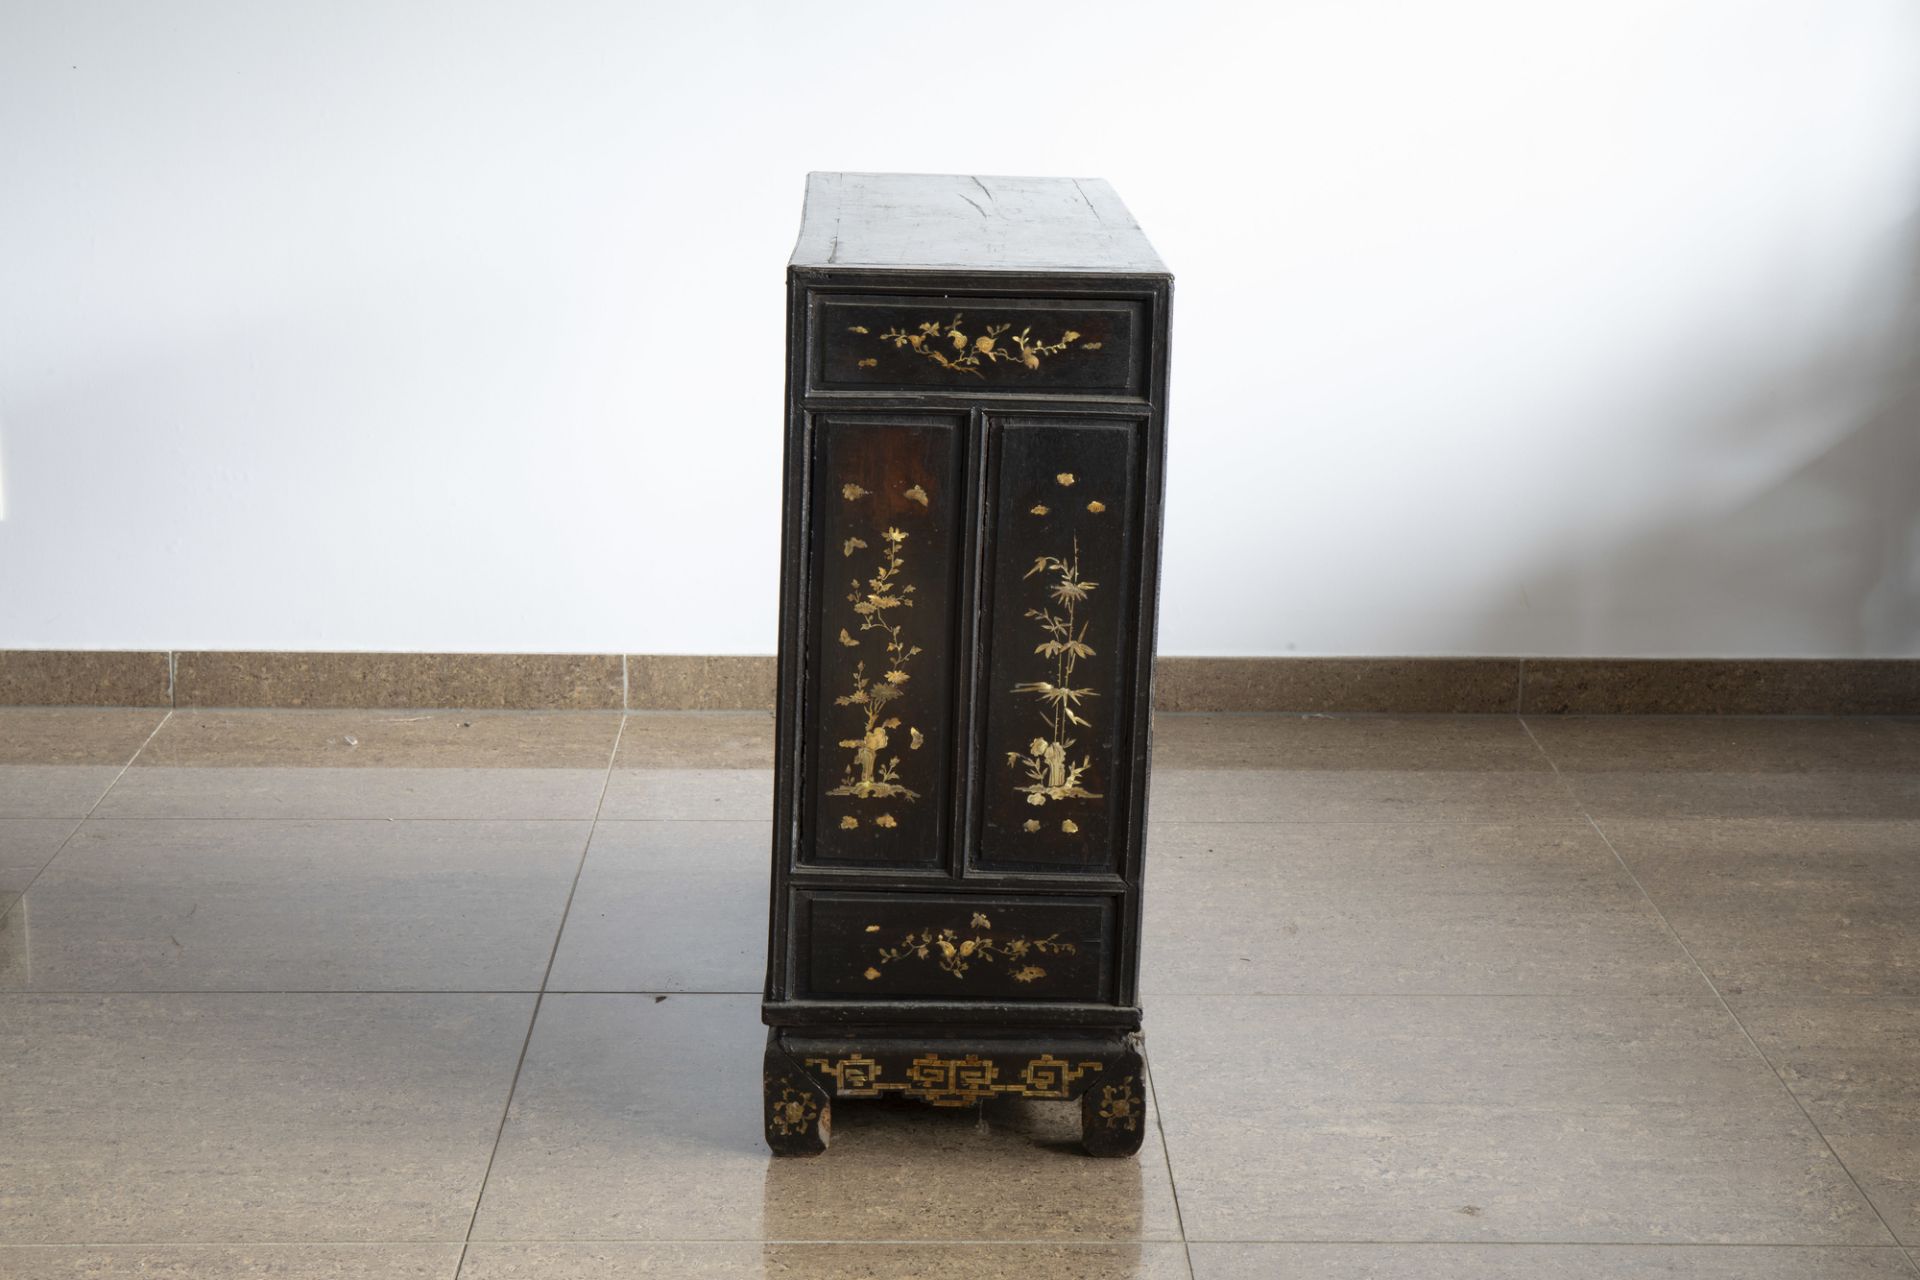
[1,707,1916,1278]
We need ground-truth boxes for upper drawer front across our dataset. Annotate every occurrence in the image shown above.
[810,294,1148,397]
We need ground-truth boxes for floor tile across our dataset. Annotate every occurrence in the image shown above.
[1604,820,1920,997]
[1148,769,1578,823]
[0,818,79,894]
[1142,821,1703,996]
[471,994,1181,1242]
[1526,718,1920,819]
[0,819,589,991]
[1147,713,1575,822]
[597,769,774,821]
[614,712,775,769]
[462,1242,1194,1279]
[1525,717,1920,772]
[1152,714,1551,772]
[1520,659,1920,717]
[0,900,24,984]
[0,992,533,1243]
[135,709,620,768]
[89,710,619,819]
[0,767,131,819]
[547,821,766,992]
[94,768,612,820]
[0,708,168,765]
[1735,997,1920,1245]
[1151,994,1889,1244]
[0,767,137,817]
[1189,1243,1919,1278]
[0,1244,462,1278]
[1154,658,1522,714]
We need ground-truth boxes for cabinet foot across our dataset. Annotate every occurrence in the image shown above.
[764,1036,831,1156]
[1080,1043,1148,1157]
[769,1030,1146,1157]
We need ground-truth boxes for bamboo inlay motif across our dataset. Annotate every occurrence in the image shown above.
[1007,509,1103,814]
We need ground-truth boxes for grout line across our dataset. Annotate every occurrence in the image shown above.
[0,709,173,931]
[38,811,1912,828]
[453,713,627,1279]
[2,990,1800,999]
[43,815,763,824]
[5,656,1919,715]
[1166,1241,1920,1251]
[10,1238,1916,1251]
[1576,809,1916,1266]
[58,811,1899,831]
[1516,713,1590,816]
[1515,714,1561,778]
[1142,1054,1197,1277]
[44,815,1599,827]
[0,991,758,998]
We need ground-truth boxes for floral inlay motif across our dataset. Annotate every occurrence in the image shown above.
[767,1080,821,1136]
[829,497,922,804]
[1007,532,1102,811]
[864,911,1076,984]
[1096,1076,1142,1132]
[851,316,1101,378]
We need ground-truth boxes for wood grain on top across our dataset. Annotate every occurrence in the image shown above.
[791,172,1168,275]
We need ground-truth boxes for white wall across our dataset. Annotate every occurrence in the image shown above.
[3,0,1917,657]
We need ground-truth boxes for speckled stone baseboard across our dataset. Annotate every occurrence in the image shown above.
[1158,657,1920,714]
[624,655,776,711]
[1154,658,1525,714]
[0,650,171,707]
[172,651,626,710]
[1517,658,1920,715]
[1,651,1915,713]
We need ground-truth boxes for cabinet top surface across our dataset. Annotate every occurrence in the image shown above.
[791,172,1169,277]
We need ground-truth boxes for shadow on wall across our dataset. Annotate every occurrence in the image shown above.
[1456,221,1920,658]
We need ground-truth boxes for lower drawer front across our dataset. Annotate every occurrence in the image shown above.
[798,891,1114,1003]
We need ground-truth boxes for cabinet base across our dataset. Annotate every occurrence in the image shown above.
[762,1028,1146,1158]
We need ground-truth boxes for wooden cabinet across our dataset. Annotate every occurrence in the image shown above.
[764,173,1171,1157]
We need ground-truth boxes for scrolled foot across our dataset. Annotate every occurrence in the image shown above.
[764,1037,831,1156]
[1080,1043,1147,1158]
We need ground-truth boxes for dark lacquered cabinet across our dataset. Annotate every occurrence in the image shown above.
[764,172,1171,1156]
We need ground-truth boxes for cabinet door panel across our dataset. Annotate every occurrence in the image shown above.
[976,417,1141,872]
[800,414,965,867]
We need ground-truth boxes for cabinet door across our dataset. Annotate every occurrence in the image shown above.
[800,413,966,868]
[975,416,1143,873]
